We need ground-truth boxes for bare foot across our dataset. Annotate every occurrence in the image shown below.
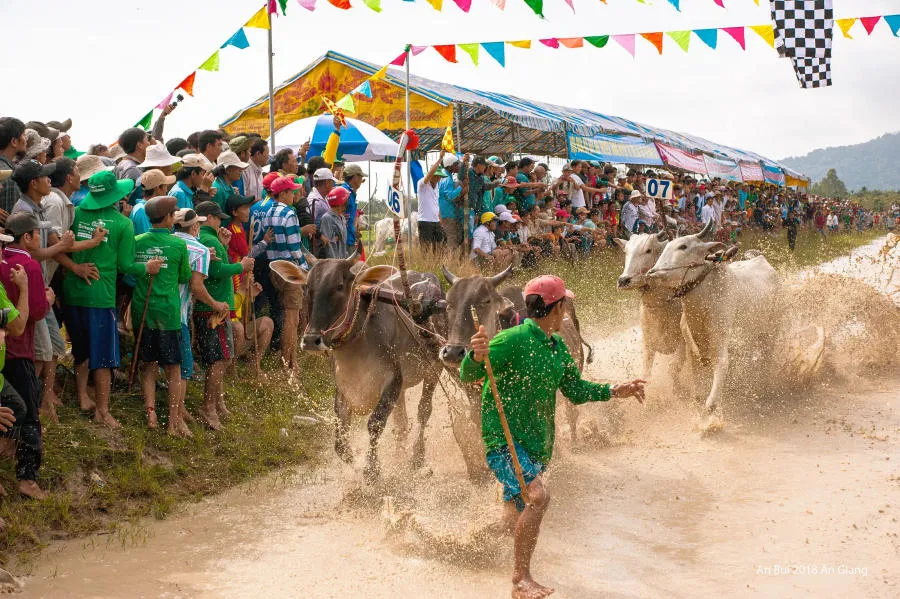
[180,406,195,423]
[78,393,96,411]
[216,398,232,418]
[168,417,193,438]
[146,407,158,430]
[93,410,121,428]
[198,406,223,431]
[18,480,48,500]
[511,577,554,599]
[40,404,60,425]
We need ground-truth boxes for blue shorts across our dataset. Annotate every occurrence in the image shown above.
[65,306,120,370]
[180,323,194,380]
[486,441,545,512]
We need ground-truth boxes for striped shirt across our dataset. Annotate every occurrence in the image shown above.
[264,202,305,265]
[174,231,211,326]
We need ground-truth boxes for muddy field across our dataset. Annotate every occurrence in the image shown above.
[18,239,900,599]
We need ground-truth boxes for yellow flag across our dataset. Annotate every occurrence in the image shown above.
[441,126,454,153]
[836,18,856,39]
[749,25,775,48]
[370,65,389,81]
[245,6,270,30]
[508,40,532,49]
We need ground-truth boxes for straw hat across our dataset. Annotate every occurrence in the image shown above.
[108,144,126,162]
[75,154,114,182]
[23,129,50,159]
[139,142,181,169]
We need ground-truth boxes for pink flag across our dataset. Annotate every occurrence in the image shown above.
[490,0,505,7]
[712,0,724,7]
[722,26,746,50]
[452,0,472,11]
[297,0,317,10]
[390,53,407,66]
[539,38,560,48]
[411,45,428,55]
[562,0,574,11]
[267,0,277,14]
[860,16,881,35]
[156,91,174,110]
[612,34,636,58]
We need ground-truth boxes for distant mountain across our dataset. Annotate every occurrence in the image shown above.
[779,132,900,192]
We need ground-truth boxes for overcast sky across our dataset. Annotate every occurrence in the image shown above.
[2,0,898,161]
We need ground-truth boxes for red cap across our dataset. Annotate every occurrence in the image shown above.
[262,172,280,191]
[270,176,301,195]
[523,275,575,305]
[327,186,350,207]
[555,209,570,219]
[502,176,518,187]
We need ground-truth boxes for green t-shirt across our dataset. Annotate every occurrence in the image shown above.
[0,285,21,389]
[63,205,146,309]
[459,318,611,464]
[132,229,192,331]
[195,225,243,312]
[211,177,235,214]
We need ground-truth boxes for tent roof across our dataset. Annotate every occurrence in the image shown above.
[221,50,801,176]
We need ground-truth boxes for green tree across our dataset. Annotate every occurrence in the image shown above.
[811,168,849,198]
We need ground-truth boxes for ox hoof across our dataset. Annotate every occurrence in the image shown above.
[410,441,425,470]
[699,411,725,435]
[335,440,353,465]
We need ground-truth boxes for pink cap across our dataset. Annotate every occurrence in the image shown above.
[523,275,575,305]
[262,172,281,191]
[270,176,301,195]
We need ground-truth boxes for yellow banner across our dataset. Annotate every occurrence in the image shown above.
[222,59,452,137]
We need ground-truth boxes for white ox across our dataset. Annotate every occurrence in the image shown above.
[614,230,693,382]
[371,212,419,256]
[646,220,780,422]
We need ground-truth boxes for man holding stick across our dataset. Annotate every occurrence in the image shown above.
[460,274,645,599]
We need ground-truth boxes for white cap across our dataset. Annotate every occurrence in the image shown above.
[313,167,338,182]
[216,150,249,169]
[441,154,459,168]
[494,204,510,214]
[497,212,516,223]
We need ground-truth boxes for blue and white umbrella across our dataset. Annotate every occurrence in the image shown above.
[271,115,399,162]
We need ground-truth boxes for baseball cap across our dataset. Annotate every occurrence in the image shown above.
[270,176,301,195]
[194,201,226,219]
[144,196,179,221]
[262,171,281,192]
[501,176,517,188]
[494,204,510,214]
[523,274,575,305]
[226,194,254,215]
[313,167,338,183]
[181,153,214,171]
[497,212,516,223]
[487,156,503,166]
[173,208,206,228]
[13,159,56,188]
[3,212,47,237]
[140,169,175,189]
[217,151,249,170]
[343,164,366,179]
[480,211,496,224]
[228,135,251,155]
[327,186,350,207]
[555,209,570,219]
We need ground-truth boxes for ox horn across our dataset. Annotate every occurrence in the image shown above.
[697,218,715,240]
[442,265,459,286]
[489,264,513,288]
[345,248,359,265]
[301,247,319,267]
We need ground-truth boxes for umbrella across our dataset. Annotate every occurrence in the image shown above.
[270,115,399,161]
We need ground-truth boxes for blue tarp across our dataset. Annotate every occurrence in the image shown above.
[567,131,663,166]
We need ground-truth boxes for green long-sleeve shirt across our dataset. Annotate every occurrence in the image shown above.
[63,205,147,309]
[459,318,611,464]
[195,225,243,312]
[132,229,191,331]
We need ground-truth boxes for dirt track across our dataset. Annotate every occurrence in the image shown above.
[20,240,900,599]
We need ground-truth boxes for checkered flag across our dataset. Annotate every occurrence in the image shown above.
[770,0,834,88]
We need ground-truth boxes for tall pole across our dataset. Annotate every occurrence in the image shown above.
[456,103,468,253]
[267,10,276,153]
[404,46,413,253]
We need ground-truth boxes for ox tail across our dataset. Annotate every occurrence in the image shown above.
[582,340,595,365]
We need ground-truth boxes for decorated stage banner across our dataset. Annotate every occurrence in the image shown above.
[567,131,663,166]
[654,142,706,173]
[739,161,764,182]
[762,164,786,186]
[703,155,742,182]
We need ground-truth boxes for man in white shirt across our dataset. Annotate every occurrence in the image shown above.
[471,211,499,265]
[700,201,716,225]
[242,138,269,201]
[621,190,642,234]
[416,151,448,253]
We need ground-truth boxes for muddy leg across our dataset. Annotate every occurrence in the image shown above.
[565,402,579,445]
[364,373,402,482]
[333,390,352,464]
[411,374,436,470]
[391,390,409,449]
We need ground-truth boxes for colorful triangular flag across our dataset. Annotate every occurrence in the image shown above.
[370,65,389,80]
[298,0,317,10]
[491,0,505,7]
[245,6,270,29]
[425,0,442,9]
[177,72,196,96]
[522,0,543,17]
[558,37,584,48]
[362,0,381,11]
[508,40,532,49]
[390,53,407,66]
[358,80,372,98]
[584,35,610,48]
[612,34,636,58]
[836,18,856,39]
[712,0,724,7]
[539,38,560,49]
[452,0,472,11]
[199,50,220,72]
[482,42,505,66]
[694,28,718,50]
[434,45,458,63]
[749,24,775,48]
[135,110,153,131]
[885,14,900,36]
[222,28,250,50]
[411,45,428,55]
[640,32,663,54]
[327,0,352,8]
[667,30,691,52]
[722,26,746,50]
[860,16,881,35]
[442,126,455,153]
[279,0,289,13]
[335,95,355,113]
[156,91,174,110]
[667,0,680,10]
[458,43,479,65]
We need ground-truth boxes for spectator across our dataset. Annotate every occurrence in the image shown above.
[132,196,191,435]
[198,130,224,166]
[138,142,181,176]
[243,138,269,202]
[621,190,642,234]
[308,167,337,254]
[72,154,112,207]
[471,211,498,265]
[341,164,366,254]
[170,153,215,210]
[133,169,175,236]
[417,152,448,254]
[0,117,27,222]
[114,127,150,204]
[272,149,298,177]
[438,153,467,255]
[0,256,30,499]
[212,151,249,215]
[320,187,350,259]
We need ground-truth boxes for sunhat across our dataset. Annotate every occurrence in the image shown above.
[81,170,135,210]
[139,142,181,169]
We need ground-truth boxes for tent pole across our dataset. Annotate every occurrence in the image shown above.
[367,161,372,259]
[405,46,413,254]
[455,103,468,253]
[267,10,276,153]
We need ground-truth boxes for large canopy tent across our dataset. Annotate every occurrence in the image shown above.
[221,51,807,185]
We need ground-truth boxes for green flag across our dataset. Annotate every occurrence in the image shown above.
[523,0,543,17]
[199,50,220,72]
[279,0,288,14]
[135,110,153,131]
[584,35,610,48]
[667,30,691,52]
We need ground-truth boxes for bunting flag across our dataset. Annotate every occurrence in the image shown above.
[177,72,196,96]
[362,0,382,11]
[434,44,458,62]
[441,126,455,153]
[584,35,610,48]
[860,16,881,35]
[523,0,542,17]
[245,6,270,29]
[452,0,472,11]
[640,32,663,54]
[459,43,479,65]
[390,52,407,66]
[539,38,560,49]
[279,0,289,13]
[836,18,856,39]
[425,0,442,9]
[559,37,584,48]
[357,80,373,98]
[508,40,532,48]
[482,41,505,66]
[750,24,775,47]
[695,28,718,49]
[667,30,691,52]
[156,92,174,110]
[335,94,355,112]
[327,0,352,9]
[199,51,221,72]
[411,45,428,55]
[222,28,250,49]
[722,26,746,50]
[370,65,389,80]
[612,34,636,58]
[298,0,317,10]
[135,111,153,131]
[886,14,900,36]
